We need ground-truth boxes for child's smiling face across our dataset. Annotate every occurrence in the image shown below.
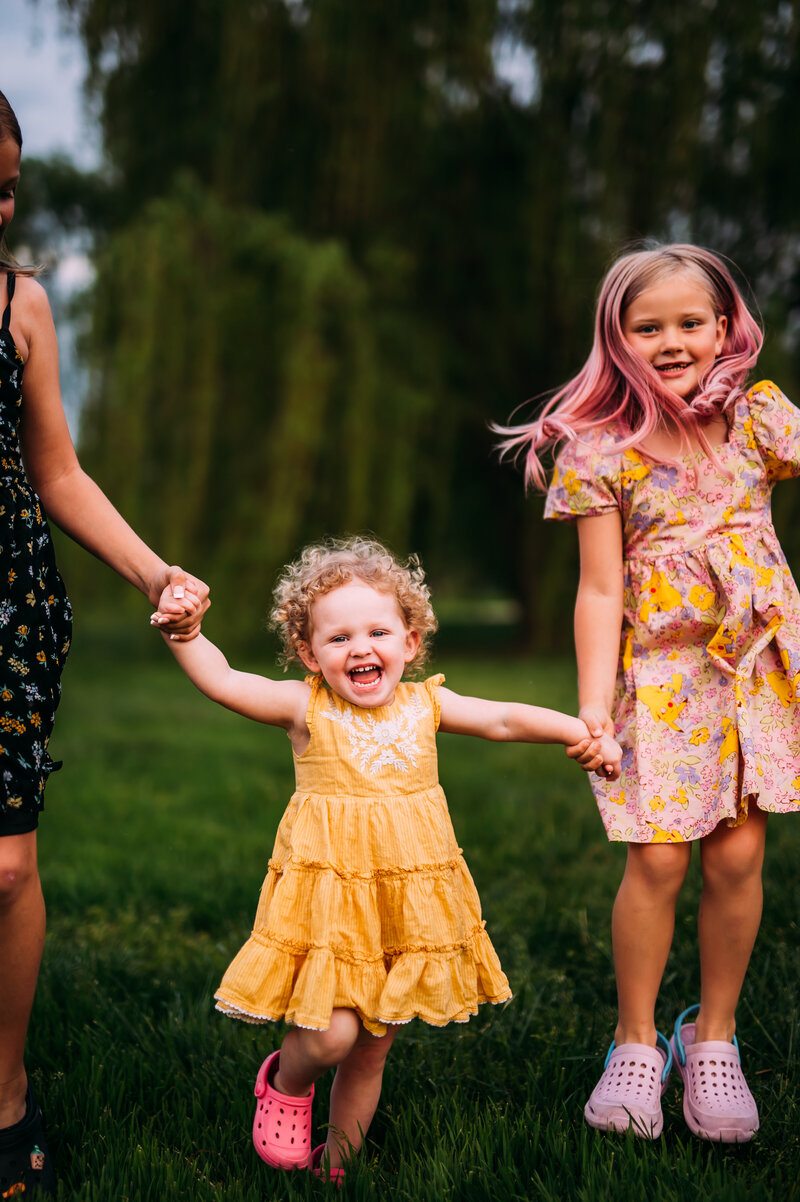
[298,580,420,708]
[622,271,728,400]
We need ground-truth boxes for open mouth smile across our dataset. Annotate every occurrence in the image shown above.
[655,362,692,374]
[348,664,384,688]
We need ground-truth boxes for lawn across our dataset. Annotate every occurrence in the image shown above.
[29,626,800,1200]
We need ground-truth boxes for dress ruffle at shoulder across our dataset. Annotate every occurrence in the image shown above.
[214,674,510,1035]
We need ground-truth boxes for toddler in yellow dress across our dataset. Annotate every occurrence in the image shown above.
[155,536,620,1181]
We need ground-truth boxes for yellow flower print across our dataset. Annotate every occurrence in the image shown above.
[669,510,687,526]
[689,727,710,745]
[649,794,666,812]
[7,571,15,584]
[561,468,582,496]
[7,796,22,809]
[29,712,42,728]
[25,592,35,607]
[620,450,651,487]
[1,690,11,702]
[719,716,738,762]
[670,784,690,809]
[636,674,686,730]
[688,584,716,612]
[645,822,683,843]
[36,651,47,664]
[623,635,634,673]
[16,626,28,636]
[7,658,29,676]
[639,568,682,622]
[755,565,775,588]
[728,534,754,570]
[766,670,797,708]
[707,620,742,666]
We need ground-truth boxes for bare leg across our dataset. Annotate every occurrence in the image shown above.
[273,1009,363,1097]
[324,1023,398,1168]
[0,833,44,1130]
[695,806,767,1043]
[271,1008,397,1171]
[612,841,692,1047]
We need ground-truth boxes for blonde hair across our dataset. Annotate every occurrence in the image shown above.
[271,536,437,669]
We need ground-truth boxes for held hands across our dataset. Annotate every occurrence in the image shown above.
[149,566,210,641]
[567,705,622,780]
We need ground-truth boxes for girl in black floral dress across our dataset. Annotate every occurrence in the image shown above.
[0,90,209,1196]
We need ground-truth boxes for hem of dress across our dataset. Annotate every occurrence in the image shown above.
[603,793,800,843]
[214,990,512,1031]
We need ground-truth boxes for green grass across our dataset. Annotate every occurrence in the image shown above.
[28,630,800,1199]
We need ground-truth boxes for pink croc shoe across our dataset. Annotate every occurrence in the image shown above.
[252,1050,314,1169]
[584,1032,673,1138]
[671,1005,759,1143]
[309,1144,346,1187]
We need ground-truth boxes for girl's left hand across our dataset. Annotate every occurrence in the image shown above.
[149,567,210,641]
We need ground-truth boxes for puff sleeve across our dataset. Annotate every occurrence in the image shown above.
[544,436,622,521]
[746,380,800,481]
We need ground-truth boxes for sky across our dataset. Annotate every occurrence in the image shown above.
[2,0,100,168]
[2,0,536,164]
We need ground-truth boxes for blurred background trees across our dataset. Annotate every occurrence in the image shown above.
[16,0,800,647]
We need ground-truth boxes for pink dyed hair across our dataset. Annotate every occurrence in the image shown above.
[496,244,763,489]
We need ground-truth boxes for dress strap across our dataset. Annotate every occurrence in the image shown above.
[1,273,15,331]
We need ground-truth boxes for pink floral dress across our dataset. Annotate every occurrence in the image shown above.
[545,381,800,843]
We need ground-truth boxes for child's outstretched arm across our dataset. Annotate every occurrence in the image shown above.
[437,688,622,779]
[163,632,308,732]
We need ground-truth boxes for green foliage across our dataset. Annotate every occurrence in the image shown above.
[32,643,800,1198]
[73,175,442,618]
[50,0,800,643]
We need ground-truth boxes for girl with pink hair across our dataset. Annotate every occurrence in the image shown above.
[500,243,800,1142]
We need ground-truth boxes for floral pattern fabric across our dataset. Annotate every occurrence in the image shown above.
[545,381,800,843]
[214,674,511,1035]
[0,274,72,820]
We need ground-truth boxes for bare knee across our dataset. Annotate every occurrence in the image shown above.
[701,812,766,891]
[297,1009,363,1067]
[343,1026,398,1078]
[623,842,691,900]
[0,834,39,911]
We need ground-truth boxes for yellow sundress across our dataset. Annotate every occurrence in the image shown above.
[214,673,511,1036]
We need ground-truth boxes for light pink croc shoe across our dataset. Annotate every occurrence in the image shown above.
[584,1032,673,1138]
[671,1005,759,1143]
[252,1050,314,1169]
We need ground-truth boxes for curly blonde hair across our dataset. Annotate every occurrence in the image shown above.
[271,536,437,670]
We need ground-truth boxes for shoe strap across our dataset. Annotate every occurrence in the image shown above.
[602,1033,673,1085]
[672,1003,741,1067]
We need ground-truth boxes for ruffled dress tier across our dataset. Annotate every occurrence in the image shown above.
[215,674,511,1035]
[546,381,800,844]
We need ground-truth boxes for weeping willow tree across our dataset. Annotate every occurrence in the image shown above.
[66,175,445,625]
[52,0,800,645]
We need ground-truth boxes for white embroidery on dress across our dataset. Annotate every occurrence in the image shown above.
[321,694,425,774]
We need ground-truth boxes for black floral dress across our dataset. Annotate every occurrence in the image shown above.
[0,273,72,830]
